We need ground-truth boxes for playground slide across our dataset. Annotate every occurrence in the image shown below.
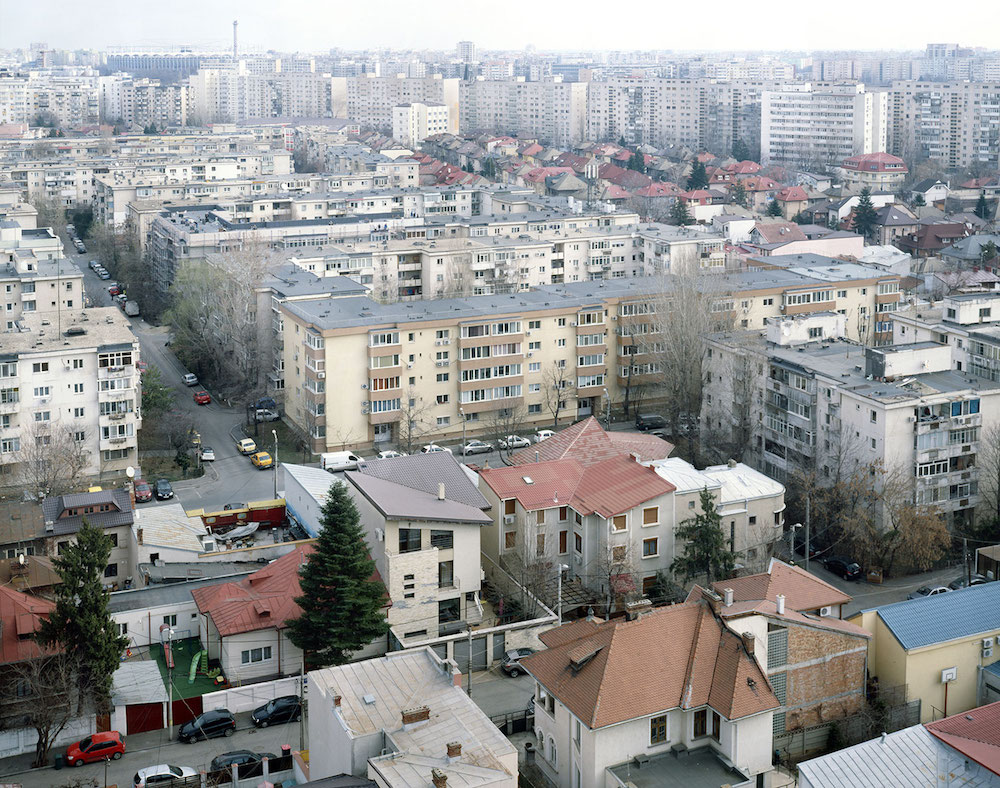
[189,650,206,684]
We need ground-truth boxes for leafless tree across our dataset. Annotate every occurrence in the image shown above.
[498,512,550,620]
[700,331,764,465]
[978,425,1000,525]
[586,540,637,618]
[542,362,572,429]
[9,654,87,768]
[443,252,475,298]
[483,402,529,466]
[14,420,91,498]
[396,388,433,455]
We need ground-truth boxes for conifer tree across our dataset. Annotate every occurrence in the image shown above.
[851,187,878,242]
[976,191,991,221]
[730,180,748,208]
[670,198,693,227]
[766,199,783,217]
[687,160,709,190]
[671,488,738,584]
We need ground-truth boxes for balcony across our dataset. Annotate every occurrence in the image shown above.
[98,366,133,380]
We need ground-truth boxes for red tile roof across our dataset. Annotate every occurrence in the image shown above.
[740,175,779,191]
[708,559,851,611]
[724,161,762,175]
[521,601,779,728]
[841,152,907,173]
[0,585,55,665]
[776,186,809,202]
[634,181,682,198]
[926,701,1000,776]
[509,416,671,468]
[753,222,807,244]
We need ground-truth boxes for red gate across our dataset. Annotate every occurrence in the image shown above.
[172,695,203,728]
[125,702,163,734]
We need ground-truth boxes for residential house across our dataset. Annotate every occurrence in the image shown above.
[748,222,808,247]
[0,585,55,729]
[308,648,517,787]
[738,175,781,211]
[872,204,920,246]
[522,601,779,788]
[633,181,683,219]
[133,503,212,573]
[897,221,971,257]
[839,152,908,193]
[941,233,1000,268]
[849,582,1000,722]
[911,179,950,207]
[712,213,756,244]
[774,186,810,220]
[798,700,1000,787]
[0,500,46,561]
[0,553,60,596]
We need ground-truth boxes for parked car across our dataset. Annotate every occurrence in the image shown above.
[251,695,302,728]
[254,408,279,422]
[420,444,452,454]
[108,284,121,296]
[822,556,862,581]
[462,439,493,455]
[199,446,215,462]
[375,450,406,459]
[499,435,531,450]
[154,479,173,500]
[500,648,536,677]
[533,430,555,443]
[236,437,257,455]
[97,269,111,280]
[193,390,211,405]
[907,585,952,600]
[133,479,152,503]
[949,574,988,590]
[250,451,273,469]
[177,708,236,743]
[134,764,197,786]
[253,396,278,410]
[321,451,365,472]
[88,260,99,270]
[635,413,668,431]
[181,373,198,386]
[66,731,125,766]
[209,750,276,773]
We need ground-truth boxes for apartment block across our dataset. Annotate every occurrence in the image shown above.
[332,74,459,133]
[392,102,450,146]
[0,308,142,488]
[460,79,588,147]
[0,219,82,328]
[761,83,888,168]
[98,73,187,128]
[0,70,99,127]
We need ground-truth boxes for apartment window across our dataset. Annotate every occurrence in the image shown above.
[650,714,667,745]
[536,534,546,556]
[870,409,877,423]
[642,538,658,558]
[104,564,118,578]
[438,561,454,589]
[430,530,453,549]
[536,510,545,525]
[612,514,627,532]
[559,530,568,554]
[399,528,422,553]
[574,533,583,553]
[505,531,516,550]
[436,373,449,382]
[73,407,84,418]
[436,394,450,405]
[241,647,272,664]
[437,416,450,427]
[73,383,84,394]
[32,362,49,373]
[643,507,658,526]
[694,709,708,737]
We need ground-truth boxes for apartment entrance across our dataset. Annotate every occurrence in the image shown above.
[577,397,594,417]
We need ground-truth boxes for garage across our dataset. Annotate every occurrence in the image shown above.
[112,662,168,735]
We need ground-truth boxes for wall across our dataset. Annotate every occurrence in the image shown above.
[220,628,303,684]
[202,674,303,714]
[0,714,96,759]
[112,598,201,648]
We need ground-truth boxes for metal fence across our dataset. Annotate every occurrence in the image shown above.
[491,709,534,736]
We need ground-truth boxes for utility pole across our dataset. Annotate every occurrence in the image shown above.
[298,660,305,752]
[966,537,971,587]
[166,627,174,733]
[460,407,466,456]
[272,428,278,499]
[466,628,473,697]
[804,492,811,573]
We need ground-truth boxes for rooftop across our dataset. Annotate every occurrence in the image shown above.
[606,746,750,788]
[0,307,138,357]
[797,724,942,787]
[357,452,489,510]
[710,558,851,612]
[510,417,672,468]
[925,700,1000,776]
[41,487,135,535]
[107,571,255,613]
[132,503,206,553]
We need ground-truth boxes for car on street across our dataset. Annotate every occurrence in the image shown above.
[88,260,99,270]
[500,648,536,677]
[251,695,302,727]
[635,413,668,431]
[108,284,121,296]
[76,244,86,254]
[193,390,211,405]
[949,574,988,590]
[533,429,555,443]
[250,451,273,469]
[462,439,493,455]
[133,479,152,503]
[822,556,862,581]
[66,731,126,766]
[97,269,111,280]
[177,708,236,743]
[199,446,215,462]
[376,450,406,459]
[907,585,952,600]
[209,750,277,773]
[254,408,280,422]
[154,479,174,500]
[420,443,452,454]
[133,764,197,786]
[236,437,257,455]
[499,435,531,450]
[181,373,198,386]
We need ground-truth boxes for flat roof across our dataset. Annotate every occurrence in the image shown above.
[607,747,749,788]
[0,307,137,358]
[107,571,255,613]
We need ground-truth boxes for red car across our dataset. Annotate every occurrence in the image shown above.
[133,479,152,503]
[108,285,121,297]
[65,731,125,766]
[193,390,211,405]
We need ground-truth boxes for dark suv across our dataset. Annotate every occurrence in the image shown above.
[823,556,862,581]
[251,695,302,727]
[178,709,236,743]
[635,413,668,432]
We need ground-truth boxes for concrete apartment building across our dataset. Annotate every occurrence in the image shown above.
[276,262,900,453]
[98,73,188,128]
[0,308,142,489]
[760,83,888,168]
[392,102,451,146]
[459,79,588,148]
[888,81,1000,169]
[1,218,83,329]
[332,74,460,134]
[0,70,99,127]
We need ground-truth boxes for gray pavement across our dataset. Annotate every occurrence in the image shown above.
[468,668,534,718]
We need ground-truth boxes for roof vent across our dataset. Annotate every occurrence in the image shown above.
[362,693,376,705]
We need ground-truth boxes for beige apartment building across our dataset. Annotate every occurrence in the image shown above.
[459,79,588,148]
[332,74,460,134]
[277,261,901,452]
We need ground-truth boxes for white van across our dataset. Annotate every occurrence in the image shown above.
[321,451,365,473]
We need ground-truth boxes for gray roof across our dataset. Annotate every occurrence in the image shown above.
[912,178,948,193]
[111,661,168,706]
[869,581,1000,650]
[345,471,491,525]
[355,452,490,510]
[263,262,369,299]
[941,233,1000,262]
[138,562,262,585]
[797,725,942,788]
[108,571,256,613]
[41,488,134,535]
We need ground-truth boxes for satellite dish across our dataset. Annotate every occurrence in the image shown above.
[125,466,135,479]
[18,554,25,565]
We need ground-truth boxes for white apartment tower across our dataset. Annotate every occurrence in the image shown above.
[456,41,478,63]
[392,102,451,146]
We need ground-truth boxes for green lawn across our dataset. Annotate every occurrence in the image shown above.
[147,635,220,699]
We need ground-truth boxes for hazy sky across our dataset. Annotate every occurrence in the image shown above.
[2,0,999,53]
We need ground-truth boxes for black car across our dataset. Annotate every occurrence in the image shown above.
[635,413,667,431]
[154,479,174,500]
[210,750,277,772]
[823,556,862,581]
[178,709,235,743]
[949,574,988,590]
[251,695,302,728]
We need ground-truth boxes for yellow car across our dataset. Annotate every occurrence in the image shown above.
[236,437,256,455]
[250,451,273,469]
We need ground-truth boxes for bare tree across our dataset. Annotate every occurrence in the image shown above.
[701,331,764,465]
[978,425,1000,526]
[586,540,637,618]
[396,388,433,454]
[483,402,529,466]
[14,420,90,498]
[9,654,87,768]
[498,511,549,620]
[542,362,572,429]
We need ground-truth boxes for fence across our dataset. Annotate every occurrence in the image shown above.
[490,708,534,736]
[774,699,921,759]
[201,675,304,714]
[0,714,96,759]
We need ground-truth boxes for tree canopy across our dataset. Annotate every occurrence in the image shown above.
[686,160,709,190]
[731,139,750,162]
[766,199,783,217]
[669,198,693,227]
[851,187,878,242]
[976,191,991,221]
[671,487,738,584]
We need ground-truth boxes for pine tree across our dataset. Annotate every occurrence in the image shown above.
[851,187,878,242]
[628,152,645,173]
[730,180,748,208]
[670,198,692,227]
[976,191,991,221]
[911,193,925,208]
[766,199,783,217]
[36,519,128,713]
[286,482,388,666]
[731,139,750,163]
[671,488,738,584]
[686,160,709,190]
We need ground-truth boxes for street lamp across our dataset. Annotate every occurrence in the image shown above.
[271,429,278,499]
[602,388,611,429]
[556,563,569,624]
[459,407,466,457]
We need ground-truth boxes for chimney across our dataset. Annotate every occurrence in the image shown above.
[776,594,786,615]
[727,458,737,468]
[625,598,653,620]
[401,705,430,726]
[630,451,641,462]
[585,606,595,622]
[741,632,755,655]
[333,694,341,707]
[446,741,462,759]
[723,587,734,607]
[535,450,540,463]
[431,768,447,788]
[438,483,445,500]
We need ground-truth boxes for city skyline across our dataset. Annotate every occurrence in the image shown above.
[2,0,1000,54]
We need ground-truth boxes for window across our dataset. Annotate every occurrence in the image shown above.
[536,509,546,525]
[108,533,118,548]
[73,407,85,418]
[694,709,707,737]
[612,545,626,562]
[559,530,568,554]
[163,614,177,626]
[32,362,49,373]
[643,507,658,526]
[650,714,667,745]
[241,646,273,664]
[73,383,84,394]
[104,564,118,578]
[505,531,516,549]
[712,711,721,741]
[642,538,658,558]
[399,528,421,553]
[612,514,627,532]
[438,560,454,588]
[574,533,583,553]
[117,623,128,636]
[536,533,545,556]
[436,373,449,382]
[767,624,788,669]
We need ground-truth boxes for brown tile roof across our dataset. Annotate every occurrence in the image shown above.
[710,558,851,612]
[509,417,671,468]
[0,585,55,665]
[926,701,1000,776]
[753,222,808,244]
[521,601,779,728]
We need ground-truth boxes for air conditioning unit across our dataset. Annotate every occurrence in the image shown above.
[985,646,994,659]
[435,339,444,346]
[570,322,578,327]
[819,606,832,617]
[941,667,958,683]
[527,352,533,358]
[374,528,384,542]
[503,514,515,525]
[985,638,994,649]
[407,363,413,369]
[317,372,325,379]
